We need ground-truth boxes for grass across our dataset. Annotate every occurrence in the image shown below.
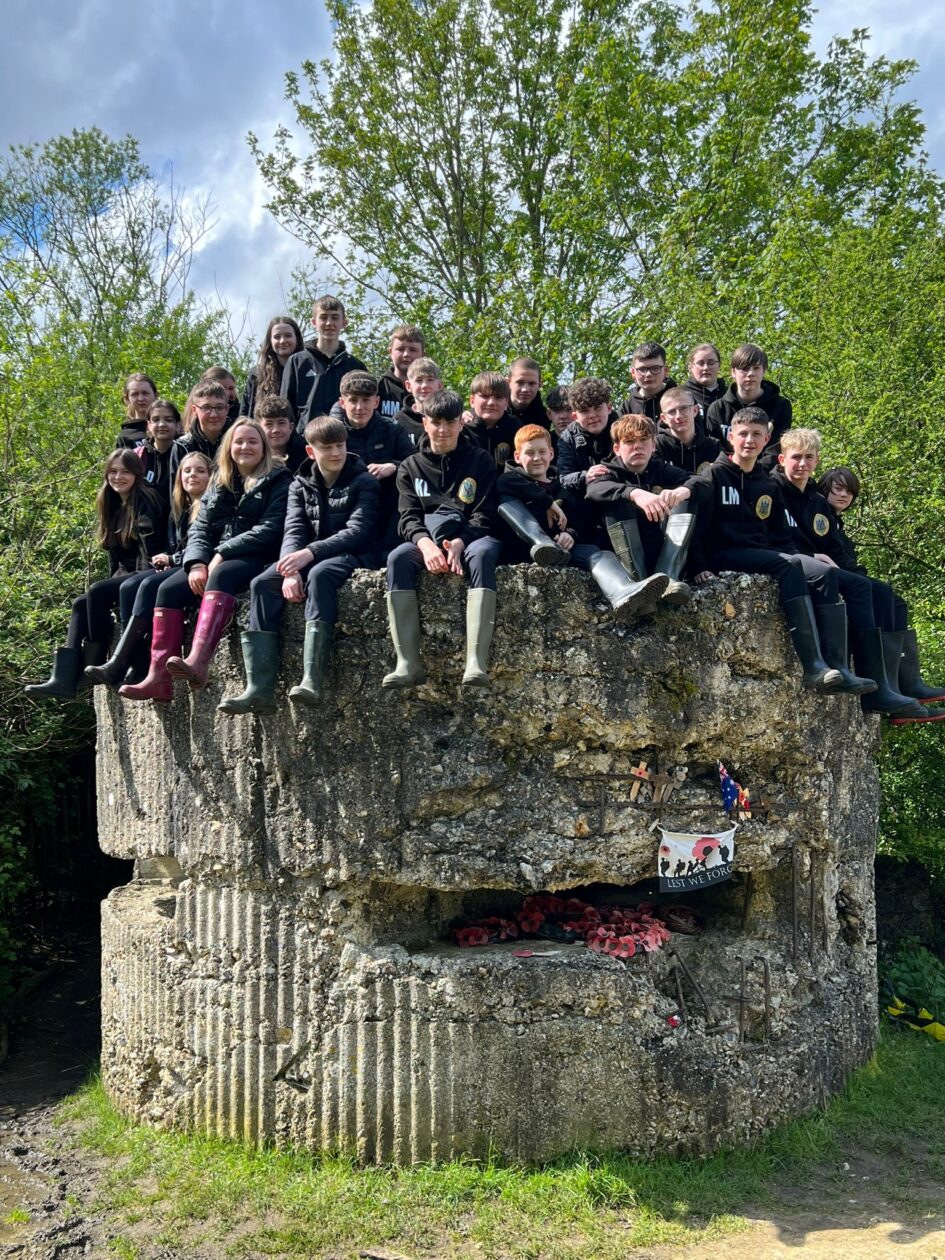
[55,1026,945,1260]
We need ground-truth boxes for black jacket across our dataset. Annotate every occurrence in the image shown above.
[166,504,196,568]
[684,453,792,571]
[116,419,148,450]
[823,507,865,574]
[585,454,688,505]
[393,403,425,448]
[705,381,793,467]
[684,377,726,421]
[378,371,408,420]
[342,411,414,468]
[106,488,168,576]
[240,362,290,419]
[556,419,615,492]
[281,453,379,564]
[467,413,521,471]
[497,462,595,550]
[396,434,498,545]
[655,427,723,475]
[618,378,677,420]
[134,440,175,505]
[770,470,848,564]
[282,341,367,430]
[509,393,549,430]
[183,465,291,570]
[170,425,224,478]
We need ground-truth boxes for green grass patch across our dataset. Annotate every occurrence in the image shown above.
[56,1027,945,1260]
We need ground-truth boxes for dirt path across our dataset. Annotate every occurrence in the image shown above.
[2,942,945,1260]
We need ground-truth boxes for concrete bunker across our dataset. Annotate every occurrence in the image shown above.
[97,568,880,1162]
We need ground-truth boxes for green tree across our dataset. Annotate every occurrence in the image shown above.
[0,129,230,998]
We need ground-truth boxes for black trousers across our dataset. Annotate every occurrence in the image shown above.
[67,574,135,647]
[249,555,361,631]
[387,537,503,591]
[713,549,839,605]
[154,559,269,610]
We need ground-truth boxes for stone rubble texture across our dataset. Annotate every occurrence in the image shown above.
[97,568,880,1162]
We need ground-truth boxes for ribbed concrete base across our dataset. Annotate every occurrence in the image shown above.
[102,879,876,1162]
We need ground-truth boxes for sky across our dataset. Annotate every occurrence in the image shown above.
[3,0,944,350]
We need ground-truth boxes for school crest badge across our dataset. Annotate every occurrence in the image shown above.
[755,494,773,520]
[813,512,830,537]
[458,477,477,504]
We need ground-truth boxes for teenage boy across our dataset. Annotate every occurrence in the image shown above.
[655,387,722,474]
[337,370,413,551]
[466,371,519,470]
[819,466,945,710]
[219,416,380,715]
[384,389,502,689]
[705,344,792,465]
[281,295,366,430]
[544,385,573,459]
[254,395,308,473]
[377,324,426,419]
[394,357,443,447]
[585,415,696,605]
[676,407,855,694]
[507,356,548,428]
[557,377,616,492]
[619,341,676,419]
[497,424,669,619]
[773,430,943,723]
[170,381,230,476]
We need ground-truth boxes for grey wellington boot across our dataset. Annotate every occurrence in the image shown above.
[218,631,280,715]
[382,591,427,688]
[289,620,333,707]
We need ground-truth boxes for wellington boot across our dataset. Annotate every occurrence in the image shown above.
[605,514,648,581]
[588,550,668,623]
[462,588,497,687]
[498,500,570,567]
[855,628,928,716]
[814,604,876,695]
[782,597,843,692]
[24,647,83,702]
[289,621,333,708]
[219,631,280,715]
[85,617,150,688]
[119,608,185,703]
[167,591,237,691]
[382,591,427,688]
[654,509,696,605]
[898,629,945,704]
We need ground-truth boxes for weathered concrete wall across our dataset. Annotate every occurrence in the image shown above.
[97,569,881,1161]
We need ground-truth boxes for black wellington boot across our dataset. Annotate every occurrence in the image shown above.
[782,597,843,693]
[498,500,570,567]
[85,617,150,688]
[814,604,876,695]
[898,629,945,704]
[24,648,84,702]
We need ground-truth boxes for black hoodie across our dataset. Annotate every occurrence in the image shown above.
[770,469,847,564]
[705,381,792,467]
[393,403,425,448]
[655,426,722,476]
[508,393,549,430]
[395,432,498,545]
[684,377,726,420]
[618,377,677,420]
[467,412,521,471]
[684,452,793,572]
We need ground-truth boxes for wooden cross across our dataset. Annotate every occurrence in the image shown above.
[629,761,651,801]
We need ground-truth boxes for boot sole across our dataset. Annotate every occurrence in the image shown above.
[289,687,322,707]
[889,712,945,724]
[24,687,79,702]
[611,575,669,623]
[218,698,277,714]
[382,672,426,689]
[531,545,570,568]
[166,658,208,690]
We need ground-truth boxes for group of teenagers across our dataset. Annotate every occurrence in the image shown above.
[24,295,945,724]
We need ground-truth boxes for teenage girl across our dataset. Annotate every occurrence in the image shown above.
[120,421,291,702]
[25,450,167,700]
[86,452,212,688]
[134,398,181,507]
[241,316,305,418]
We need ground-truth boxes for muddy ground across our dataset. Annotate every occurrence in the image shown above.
[2,936,945,1260]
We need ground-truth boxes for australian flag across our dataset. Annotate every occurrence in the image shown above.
[719,761,745,814]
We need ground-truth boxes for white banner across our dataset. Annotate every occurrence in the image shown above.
[658,826,737,891]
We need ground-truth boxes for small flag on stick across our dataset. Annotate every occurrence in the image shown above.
[719,761,751,818]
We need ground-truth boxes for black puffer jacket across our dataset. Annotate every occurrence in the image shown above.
[170,425,224,478]
[281,454,380,563]
[183,465,291,570]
